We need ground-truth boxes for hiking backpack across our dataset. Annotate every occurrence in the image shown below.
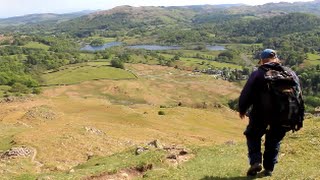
[259,64,304,132]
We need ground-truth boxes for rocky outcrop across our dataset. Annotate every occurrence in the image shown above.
[135,140,193,166]
[23,105,58,121]
[84,126,105,135]
[1,146,33,159]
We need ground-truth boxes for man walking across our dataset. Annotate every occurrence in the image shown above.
[238,49,304,176]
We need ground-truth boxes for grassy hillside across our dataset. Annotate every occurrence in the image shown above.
[0,11,95,26]
[303,53,320,66]
[0,64,243,179]
[0,64,319,179]
[23,42,50,50]
[41,62,137,85]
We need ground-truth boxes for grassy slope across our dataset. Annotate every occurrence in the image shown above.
[12,118,319,180]
[23,42,50,50]
[141,118,320,180]
[180,57,242,69]
[0,85,10,97]
[303,53,320,66]
[160,53,242,70]
[3,64,318,179]
[41,62,136,85]
[0,64,243,179]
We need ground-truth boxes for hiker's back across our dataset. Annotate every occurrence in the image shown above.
[258,63,304,132]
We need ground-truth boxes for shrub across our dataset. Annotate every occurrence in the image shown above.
[32,87,42,94]
[111,58,124,69]
[158,111,165,115]
[9,83,30,94]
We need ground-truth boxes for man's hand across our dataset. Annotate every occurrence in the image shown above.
[239,113,246,119]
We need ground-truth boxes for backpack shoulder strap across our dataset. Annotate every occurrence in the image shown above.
[258,65,269,72]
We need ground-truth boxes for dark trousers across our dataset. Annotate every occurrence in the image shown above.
[244,125,287,171]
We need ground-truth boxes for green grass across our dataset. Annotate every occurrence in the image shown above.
[23,42,50,50]
[86,61,110,66]
[165,49,221,58]
[179,57,242,69]
[41,63,137,85]
[21,118,320,180]
[14,174,37,180]
[0,85,11,97]
[0,125,26,151]
[35,149,166,179]
[87,118,320,180]
[84,36,117,43]
[304,53,320,66]
[79,53,96,60]
[143,144,248,180]
[126,54,159,65]
[159,52,241,69]
[0,136,14,151]
[224,43,263,49]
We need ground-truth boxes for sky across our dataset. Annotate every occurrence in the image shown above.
[0,0,314,18]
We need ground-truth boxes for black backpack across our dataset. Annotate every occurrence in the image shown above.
[259,63,304,132]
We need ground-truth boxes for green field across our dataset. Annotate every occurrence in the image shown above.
[158,50,242,70]
[41,63,136,85]
[180,57,242,69]
[165,49,221,58]
[0,85,10,97]
[304,53,320,66]
[79,53,96,60]
[160,53,242,70]
[84,36,117,44]
[224,43,263,49]
[23,42,50,50]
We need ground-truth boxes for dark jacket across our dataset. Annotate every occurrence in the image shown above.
[238,62,302,129]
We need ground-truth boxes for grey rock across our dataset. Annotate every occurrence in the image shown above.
[148,139,163,149]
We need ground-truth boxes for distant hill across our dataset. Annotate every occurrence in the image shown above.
[57,6,195,37]
[225,1,320,17]
[53,1,320,40]
[0,10,96,26]
[229,13,320,37]
[2,1,320,42]
[177,1,320,16]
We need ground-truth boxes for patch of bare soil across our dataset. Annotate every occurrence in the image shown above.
[135,140,194,167]
[85,164,153,180]
[85,140,193,180]
[164,145,194,167]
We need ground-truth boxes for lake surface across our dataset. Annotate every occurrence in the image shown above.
[80,42,122,51]
[80,42,225,51]
[206,45,226,51]
[127,45,182,50]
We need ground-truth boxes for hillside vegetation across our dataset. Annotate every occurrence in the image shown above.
[0,11,94,26]
[41,62,137,85]
[0,64,244,179]
[1,2,320,179]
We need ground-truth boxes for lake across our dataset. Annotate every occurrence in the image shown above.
[80,42,122,51]
[206,45,225,51]
[80,42,225,51]
[127,45,181,50]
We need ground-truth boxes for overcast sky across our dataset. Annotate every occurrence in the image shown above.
[0,0,314,18]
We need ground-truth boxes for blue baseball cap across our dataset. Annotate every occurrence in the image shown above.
[260,49,277,59]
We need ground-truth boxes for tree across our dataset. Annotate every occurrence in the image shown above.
[110,58,124,69]
[90,38,105,46]
[9,83,30,94]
